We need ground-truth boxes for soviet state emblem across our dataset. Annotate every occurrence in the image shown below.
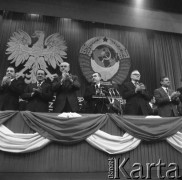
[79,37,130,85]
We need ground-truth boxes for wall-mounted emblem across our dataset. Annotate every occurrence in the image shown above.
[79,36,130,85]
[6,30,67,83]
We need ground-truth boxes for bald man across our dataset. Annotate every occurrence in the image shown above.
[122,70,152,115]
[52,62,80,113]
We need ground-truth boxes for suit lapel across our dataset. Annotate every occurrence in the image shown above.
[32,83,38,89]
[129,81,135,90]
[40,81,45,88]
[168,89,173,96]
[160,87,169,97]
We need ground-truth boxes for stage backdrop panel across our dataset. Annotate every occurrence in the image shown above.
[0,11,182,97]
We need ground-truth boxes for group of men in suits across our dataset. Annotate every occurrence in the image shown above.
[0,65,181,117]
[0,63,80,113]
[122,70,180,117]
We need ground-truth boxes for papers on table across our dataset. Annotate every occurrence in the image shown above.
[58,112,82,118]
[145,115,162,118]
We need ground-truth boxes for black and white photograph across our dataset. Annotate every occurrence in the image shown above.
[0,0,182,179]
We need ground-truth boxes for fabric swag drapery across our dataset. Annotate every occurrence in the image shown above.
[0,111,182,154]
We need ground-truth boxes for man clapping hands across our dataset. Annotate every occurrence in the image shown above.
[154,76,180,117]
[0,66,24,110]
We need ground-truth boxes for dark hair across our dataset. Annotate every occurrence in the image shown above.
[36,69,46,75]
[94,72,101,77]
[160,76,169,82]
[160,76,169,85]
[7,66,16,72]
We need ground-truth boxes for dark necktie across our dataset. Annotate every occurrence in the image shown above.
[95,84,100,95]
[134,81,139,86]
[37,82,41,87]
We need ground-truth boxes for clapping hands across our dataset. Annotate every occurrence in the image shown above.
[62,72,69,80]
[33,87,42,93]
[31,87,42,97]
[171,91,180,100]
[61,72,73,84]
[135,83,146,92]
[1,76,11,86]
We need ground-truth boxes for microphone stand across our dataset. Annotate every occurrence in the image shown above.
[108,88,123,116]
[115,89,123,116]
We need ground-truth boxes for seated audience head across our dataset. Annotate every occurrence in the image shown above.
[36,69,46,82]
[160,76,170,87]
[92,72,102,84]
[6,66,16,79]
[130,70,140,81]
[60,62,70,73]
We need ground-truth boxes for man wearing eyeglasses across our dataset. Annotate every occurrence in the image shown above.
[52,62,80,113]
[122,70,152,115]
[154,76,180,117]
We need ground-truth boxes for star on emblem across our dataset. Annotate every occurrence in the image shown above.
[103,37,108,42]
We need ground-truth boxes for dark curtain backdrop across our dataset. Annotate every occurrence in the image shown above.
[0,11,182,96]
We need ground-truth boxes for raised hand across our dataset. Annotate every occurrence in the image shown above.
[33,87,42,94]
[171,91,180,100]
[1,76,11,86]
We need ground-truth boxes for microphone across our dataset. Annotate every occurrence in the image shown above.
[115,89,120,97]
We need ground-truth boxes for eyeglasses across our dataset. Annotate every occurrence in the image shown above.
[60,65,68,67]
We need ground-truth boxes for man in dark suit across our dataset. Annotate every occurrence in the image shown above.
[0,66,24,111]
[148,96,158,115]
[154,76,180,117]
[21,69,53,112]
[122,70,152,115]
[176,86,182,115]
[52,62,80,113]
[84,72,121,114]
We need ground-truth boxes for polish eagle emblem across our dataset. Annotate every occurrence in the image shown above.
[6,30,67,83]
